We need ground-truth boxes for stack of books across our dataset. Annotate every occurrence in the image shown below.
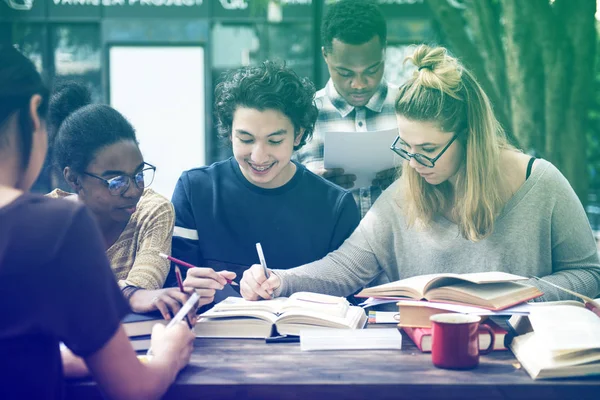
[357,272,543,353]
[123,311,166,351]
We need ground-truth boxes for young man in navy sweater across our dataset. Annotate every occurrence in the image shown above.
[169,61,360,306]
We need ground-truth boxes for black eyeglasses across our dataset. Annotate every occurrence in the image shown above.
[390,134,458,168]
[82,162,156,196]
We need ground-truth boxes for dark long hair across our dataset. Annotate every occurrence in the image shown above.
[0,44,49,169]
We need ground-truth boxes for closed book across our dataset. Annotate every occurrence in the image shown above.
[403,320,508,353]
[508,301,600,380]
[123,311,166,337]
[395,301,519,328]
[129,335,152,351]
[356,271,542,311]
[195,292,367,338]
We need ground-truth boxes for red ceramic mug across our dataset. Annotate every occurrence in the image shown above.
[429,313,495,370]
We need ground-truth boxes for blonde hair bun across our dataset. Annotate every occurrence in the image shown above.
[406,45,463,100]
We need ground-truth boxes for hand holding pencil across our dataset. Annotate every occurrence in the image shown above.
[159,253,237,308]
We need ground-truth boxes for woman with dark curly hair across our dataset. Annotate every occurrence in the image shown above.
[170,61,360,306]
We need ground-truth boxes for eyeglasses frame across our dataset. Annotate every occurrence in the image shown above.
[82,162,157,196]
[390,133,459,168]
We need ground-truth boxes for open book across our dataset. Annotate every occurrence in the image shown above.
[508,301,600,380]
[356,272,543,310]
[195,292,367,338]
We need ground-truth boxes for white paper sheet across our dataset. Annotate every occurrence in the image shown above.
[324,128,401,188]
[300,328,402,351]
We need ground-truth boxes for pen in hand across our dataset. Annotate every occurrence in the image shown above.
[255,242,274,298]
[159,252,238,286]
[146,292,200,357]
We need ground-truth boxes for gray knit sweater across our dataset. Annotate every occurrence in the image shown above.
[274,159,600,301]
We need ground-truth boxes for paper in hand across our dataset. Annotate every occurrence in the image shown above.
[324,128,401,188]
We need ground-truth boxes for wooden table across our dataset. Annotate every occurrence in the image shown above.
[66,332,600,400]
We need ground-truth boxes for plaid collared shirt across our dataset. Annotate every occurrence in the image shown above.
[295,79,399,218]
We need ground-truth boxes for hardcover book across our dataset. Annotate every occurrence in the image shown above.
[195,292,367,338]
[356,272,542,311]
[403,320,508,353]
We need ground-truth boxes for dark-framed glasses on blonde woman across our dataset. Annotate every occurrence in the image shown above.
[390,134,458,168]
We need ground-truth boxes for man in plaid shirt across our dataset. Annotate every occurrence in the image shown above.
[295,0,399,218]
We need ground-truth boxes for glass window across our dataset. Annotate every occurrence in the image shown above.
[10,23,46,75]
[385,18,436,86]
[385,44,417,87]
[211,23,263,161]
[266,23,313,81]
[51,24,102,103]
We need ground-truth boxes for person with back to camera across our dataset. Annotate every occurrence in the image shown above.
[240,45,600,302]
[46,81,206,320]
[0,44,194,400]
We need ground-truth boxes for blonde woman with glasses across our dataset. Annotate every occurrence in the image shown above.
[240,45,600,302]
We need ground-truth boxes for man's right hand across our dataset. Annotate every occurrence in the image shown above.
[310,167,356,189]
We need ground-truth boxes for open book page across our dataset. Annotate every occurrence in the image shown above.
[280,292,350,318]
[527,305,600,352]
[357,274,444,298]
[199,308,279,324]
[422,272,529,292]
[425,281,542,309]
[210,297,289,314]
[356,272,529,298]
[276,306,367,336]
[210,293,350,318]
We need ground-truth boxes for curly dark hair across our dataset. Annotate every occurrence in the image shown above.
[214,61,318,151]
[321,0,387,54]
